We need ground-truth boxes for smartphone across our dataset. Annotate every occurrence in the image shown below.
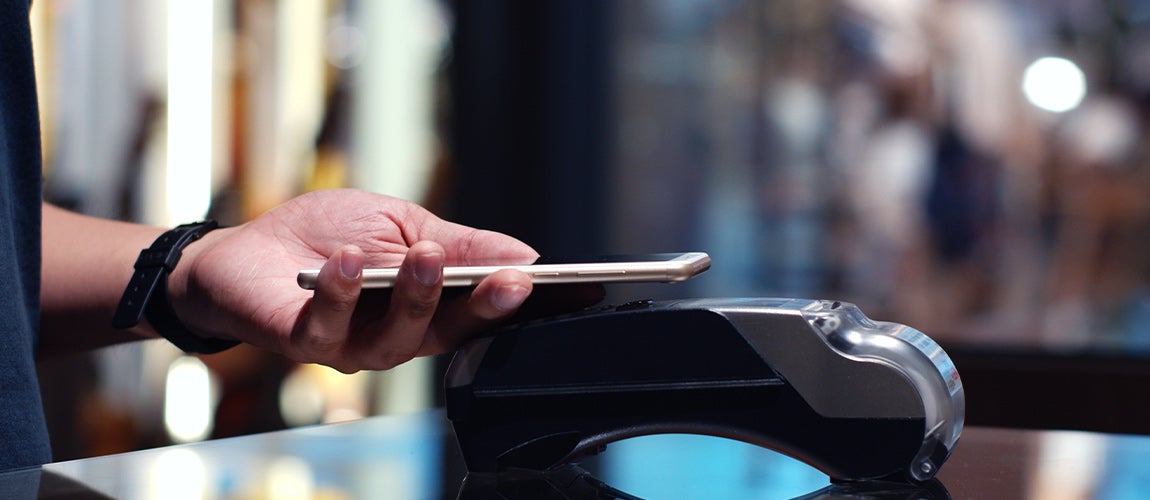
[296,252,710,290]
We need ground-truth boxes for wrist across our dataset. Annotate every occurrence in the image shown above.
[112,220,240,354]
[166,226,235,341]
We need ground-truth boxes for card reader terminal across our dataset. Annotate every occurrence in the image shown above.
[446,298,964,483]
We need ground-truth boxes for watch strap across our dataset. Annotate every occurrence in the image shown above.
[112,220,239,354]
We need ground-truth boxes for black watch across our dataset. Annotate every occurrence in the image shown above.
[112,220,240,354]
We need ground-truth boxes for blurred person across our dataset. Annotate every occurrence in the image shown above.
[837,71,936,322]
[2,1,591,471]
[1041,96,1150,345]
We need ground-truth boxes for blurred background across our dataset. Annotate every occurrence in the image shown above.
[30,0,1150,466]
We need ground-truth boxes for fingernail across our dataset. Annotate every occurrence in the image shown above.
[414,251,444,286]
[493,284,530,311]
[340,250,364,280]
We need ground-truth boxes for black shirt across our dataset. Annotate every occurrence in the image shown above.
[0,0,52,470]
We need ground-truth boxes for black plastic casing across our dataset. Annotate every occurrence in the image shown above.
[446,298,963,483]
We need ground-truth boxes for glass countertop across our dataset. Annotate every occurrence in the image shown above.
[7,410,1150,499]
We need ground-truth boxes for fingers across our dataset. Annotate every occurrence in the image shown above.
[428,223,539,265]
[290,245,364,366]
[417,269,533,354]
[289,240,540,372]
[466,269,535,321]
[349,241,447,370]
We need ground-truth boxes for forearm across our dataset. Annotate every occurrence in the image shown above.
[38,203,166,356]
[37,189,553,372]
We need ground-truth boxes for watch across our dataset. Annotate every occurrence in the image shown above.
[112,220,240,354]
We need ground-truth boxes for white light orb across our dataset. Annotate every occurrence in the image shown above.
[1022,57,1087,113]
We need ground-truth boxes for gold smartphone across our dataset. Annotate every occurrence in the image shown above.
[297,252,710,290]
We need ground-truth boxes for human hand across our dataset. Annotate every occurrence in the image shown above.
[168,189,551,373]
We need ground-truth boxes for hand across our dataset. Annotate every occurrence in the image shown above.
[169,189,542,373]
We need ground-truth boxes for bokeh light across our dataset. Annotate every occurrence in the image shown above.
[1022,56,1087,113]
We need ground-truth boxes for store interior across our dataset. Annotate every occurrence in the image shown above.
[28,0,1150,492]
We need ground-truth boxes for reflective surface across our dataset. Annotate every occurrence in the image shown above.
[5,410,1150,499]
[37,413,444,499]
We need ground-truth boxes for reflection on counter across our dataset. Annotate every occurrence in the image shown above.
[457,464,949,500]
[599,434,828,498]
[941,427,1150,499]
[10,411,1150,499]
[43,413,443,500]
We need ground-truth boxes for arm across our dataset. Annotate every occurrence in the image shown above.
[38,190,562,372]
[39,203,166,354]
